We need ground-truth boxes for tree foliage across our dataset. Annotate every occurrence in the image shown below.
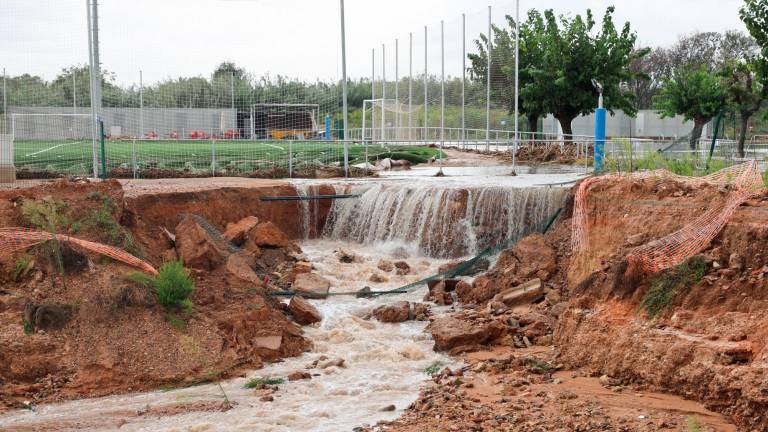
[654,67,725,148]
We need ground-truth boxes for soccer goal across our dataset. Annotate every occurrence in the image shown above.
[250,103,320,140]
[362,98,418,143]
[10,113,96,177]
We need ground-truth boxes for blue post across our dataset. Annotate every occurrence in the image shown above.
[594,107,606,174]
[324,114,331,141]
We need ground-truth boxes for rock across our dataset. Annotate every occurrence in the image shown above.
[494,278,543,307]
[394,261,411,275]
[373,301,411,323]
[247,222,290,248]
[455,280,473,303]
[318,358,345,369]
[496,234,556,282]
[287,371,312,381]
[175,214,228,270]
[24,303,73,331]
[281,261,312,284]
[545,288,562,305]
[292,273,331,299]
[225,254,262,285]
[288,296,322,325]
[356,286,373,298]
[260,395,274,402]
[253,335,283,351]
[549,301,568,318]
[369,273,389,283]
[729,253,744,270]
[438,258,490,276]
[456,276,497,304]
[430,281,453,306]
[377,259,394,272]
[626,233,645,247]
[337,248,359,263]
[223,216,260,245]
[380,404,396,412]
[427,316,507,352]
[411,303,432,321]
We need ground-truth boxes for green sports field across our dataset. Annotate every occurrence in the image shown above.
[12,139,444,177]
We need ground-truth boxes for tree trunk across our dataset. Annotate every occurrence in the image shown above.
[737,112,749,158]
[689,120,705,150]
[555,114,576,143]
[527,115,538,136]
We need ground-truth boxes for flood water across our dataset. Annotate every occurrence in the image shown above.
[0,241,458,432]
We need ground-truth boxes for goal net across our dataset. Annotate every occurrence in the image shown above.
[363,99,420,142]
[11,113,95,176]
[251,104,320,140]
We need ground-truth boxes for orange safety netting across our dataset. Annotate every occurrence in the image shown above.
[0,228,158,275]
[572,161,764,275]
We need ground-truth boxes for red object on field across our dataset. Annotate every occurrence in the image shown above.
[169,130,179,139]
[224,129,240,139]
[145,131,158,139]
[188,130,210,139]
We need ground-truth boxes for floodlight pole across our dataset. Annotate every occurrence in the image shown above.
[424,26,428,142]
[512,0,519,172]
[461,13,466,146]
[73,71,77,115]
[86,0,101,179]
[395,38,399,142]
[3,68,7,124]
[381,44,386,144]
[439,20,445,174]
[486,5,491,152]
[371,48,375,142]
[408,32,413,141]
[340,0,349,176]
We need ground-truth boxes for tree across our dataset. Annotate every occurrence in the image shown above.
[655,67,725,149]
[721,61,766,156]
[740,0,768,50]
[522,7,645,138]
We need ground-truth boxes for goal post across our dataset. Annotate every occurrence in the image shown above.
[250,103,321,140]
[10,113,94,177]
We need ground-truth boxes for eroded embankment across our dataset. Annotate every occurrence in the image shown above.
[0,179,326,409]
[555,177,768,430]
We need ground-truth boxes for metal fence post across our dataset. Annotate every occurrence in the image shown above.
[461,13,466,148]
[485,5,492,152]
[288,141,293,178]
[424,25,428,143]
[131,138,137,179]
[381,43,386,144]
[99,118,106,179]
[409,32,413,141]
[211,138,216,176]
[395,38,399,141]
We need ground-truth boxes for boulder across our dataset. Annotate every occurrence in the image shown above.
[373,301,411,323]
[456,276,497,304]
[175,215,228,270]
[427,316,507,352]
[225,254,262,285]
[289,296,322,325]
[438,258,490,276]
[494,278,543,307]
[293,273,331,298]
[224,216,260,245]
[24,303,73,331]
[287,371,312,381]
[430,280,453,306]
[394,261,411,276]
[337,248,359,263]
[377,259,394,273]
[281,261,312,284]
[496,234,556,282]
[247,222,290,248]
[369,273,389,283]
[411,303,432,321]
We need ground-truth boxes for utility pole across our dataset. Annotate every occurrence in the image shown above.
[486,5,491,152]
[73,71,77,115]
[230,72,235,132]
[439,20,445,174]
[395,38,399,141]
[87,0,102,178]
[371,48,375,142]
[340,0,349,175]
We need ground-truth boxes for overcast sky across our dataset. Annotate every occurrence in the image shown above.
[1,0,748,86]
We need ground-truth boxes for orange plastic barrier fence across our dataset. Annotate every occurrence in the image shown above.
[0,228,158,275]
[572,161,764,275]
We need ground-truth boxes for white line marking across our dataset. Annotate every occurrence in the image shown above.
[25,141,84,157]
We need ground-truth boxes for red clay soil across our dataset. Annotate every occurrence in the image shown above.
[0,179,317,410]
[373,176,766,431]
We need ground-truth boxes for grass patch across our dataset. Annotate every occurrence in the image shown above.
[166,312,188,330]
[685,416,703,432]
[21,199,71,232]
[641,256,707,318]
[128,261,195,310]
[85,193,142,256]
[11,255,32,282]
[22,320,34,335]
[244,376,285,388]
[424,361,444,375]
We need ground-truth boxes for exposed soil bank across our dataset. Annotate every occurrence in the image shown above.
[0,179,321,409]
[371,175,765,431]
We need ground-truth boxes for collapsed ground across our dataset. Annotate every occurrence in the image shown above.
[0,165,765,431]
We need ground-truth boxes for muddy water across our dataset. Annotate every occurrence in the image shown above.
[0,241,457,432]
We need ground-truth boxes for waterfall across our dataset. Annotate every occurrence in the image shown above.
[322,184,567,258]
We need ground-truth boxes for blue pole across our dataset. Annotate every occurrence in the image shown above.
[324,114,331,141]
[594,107,606,174]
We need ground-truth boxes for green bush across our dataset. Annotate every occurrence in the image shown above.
[129,261,194,310]
[424,361,444,375]
[244,376,284,388]
[641,256,706,318]
[11,255,31,282]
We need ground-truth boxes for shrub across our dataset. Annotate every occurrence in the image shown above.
[11,255,31,282]
[21,199,71,232]
[244,377,284,388]
[129,261,194,310]
[641,256,706,318]
[424,361,444,375]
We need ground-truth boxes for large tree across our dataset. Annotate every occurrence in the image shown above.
[721,61,766,156]
[521,7,645,138]
[655,67,725,149]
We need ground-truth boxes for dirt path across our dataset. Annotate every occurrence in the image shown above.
[118,177,289,197]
